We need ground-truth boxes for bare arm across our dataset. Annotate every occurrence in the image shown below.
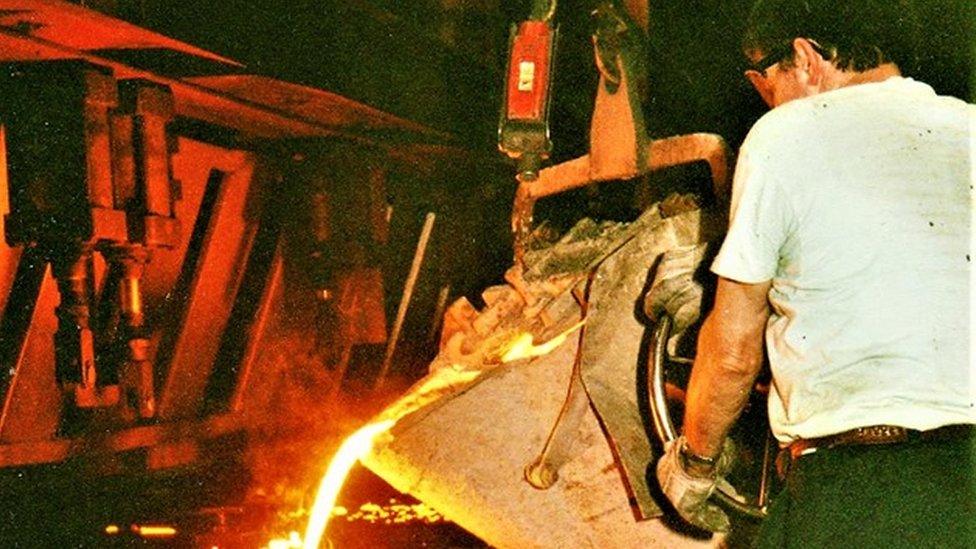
[683,277,771,461]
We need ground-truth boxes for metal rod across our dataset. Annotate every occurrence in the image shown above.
[524,264,594,490]
[648,316,679,442]
[375,212,436,386]
[524,334,589,489]
[529,0,558,21]
[328,339,356,402]
[758,430,774,508]
[427,284,452,347]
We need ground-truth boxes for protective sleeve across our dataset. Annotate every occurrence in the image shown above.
[711,135,795,283]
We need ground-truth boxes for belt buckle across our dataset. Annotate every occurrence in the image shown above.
[853,425,908,445]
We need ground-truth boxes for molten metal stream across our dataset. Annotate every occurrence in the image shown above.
[285,322,580,548]
[500,320,585,363]
[302,419,397,549]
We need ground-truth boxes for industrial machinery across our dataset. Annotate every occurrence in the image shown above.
[362,1,774,547]
[498,0,558,182]
[0,1,967,547]
[0,1,507,543]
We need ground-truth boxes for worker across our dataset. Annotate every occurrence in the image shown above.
[654,0,975,545]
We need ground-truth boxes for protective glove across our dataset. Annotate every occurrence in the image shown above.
[644,244,709,339]
[656,435,733,533]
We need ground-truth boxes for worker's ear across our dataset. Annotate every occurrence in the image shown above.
[744,69,775,107]
[792,37,825,87]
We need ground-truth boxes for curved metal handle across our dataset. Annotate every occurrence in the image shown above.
[649,316,679,443]
[648,316,769,521]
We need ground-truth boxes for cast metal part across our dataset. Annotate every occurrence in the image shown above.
[648,315,771,521]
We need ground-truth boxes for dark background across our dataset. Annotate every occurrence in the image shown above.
[111,0,972,358]
[114,0,973,154]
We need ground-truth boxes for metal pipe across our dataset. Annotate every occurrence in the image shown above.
[375,212,436,386]
[649,316,679,442]
[520,133,731,201]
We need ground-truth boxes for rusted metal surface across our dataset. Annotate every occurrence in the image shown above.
[156,157,261,420]
[0,11,520,549]
[0,0,239,65]
[186,75,447,139]
[523,131,730,200]
[0,261,61,443]
[508,0,731,266]
[0,8,456,149]
[228,238,284,414]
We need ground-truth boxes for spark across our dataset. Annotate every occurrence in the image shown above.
[133,524,177,538]
[342,500,445,524]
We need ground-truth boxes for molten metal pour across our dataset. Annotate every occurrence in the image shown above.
[268,322,582,548]
[301,420,396,549]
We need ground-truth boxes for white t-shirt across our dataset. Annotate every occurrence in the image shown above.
[712,77,976,443]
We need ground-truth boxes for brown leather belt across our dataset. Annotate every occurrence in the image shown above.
[787,423,974,461]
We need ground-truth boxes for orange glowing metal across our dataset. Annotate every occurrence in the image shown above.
[302,419,396,549]
[344,500,445,524]
[500,319,585,363]
[267,531,303,549]
[275,364,483,548]
[104,524,120,535]
[133,524,177,538]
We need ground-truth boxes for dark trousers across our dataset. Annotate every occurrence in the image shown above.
[755,428,976,548]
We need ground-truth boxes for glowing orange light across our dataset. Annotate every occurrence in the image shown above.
[133,524,177,538]
[104,524,120,535]
[500,319,585,363]
[267,531,303,549]
[341,500,445,524]
[302,419,396,549]
[270,364,482,548]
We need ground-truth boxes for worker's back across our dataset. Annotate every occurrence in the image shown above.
[712,76,974,442]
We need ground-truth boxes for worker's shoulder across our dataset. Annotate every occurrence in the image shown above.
[740,90,845,152]
[739,102,816,159]
[743,78,971,153]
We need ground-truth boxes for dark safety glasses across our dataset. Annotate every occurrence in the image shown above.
[748,40,829,74]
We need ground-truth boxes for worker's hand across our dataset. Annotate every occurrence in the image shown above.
[645,244,709,336]
[656,436,732,533]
